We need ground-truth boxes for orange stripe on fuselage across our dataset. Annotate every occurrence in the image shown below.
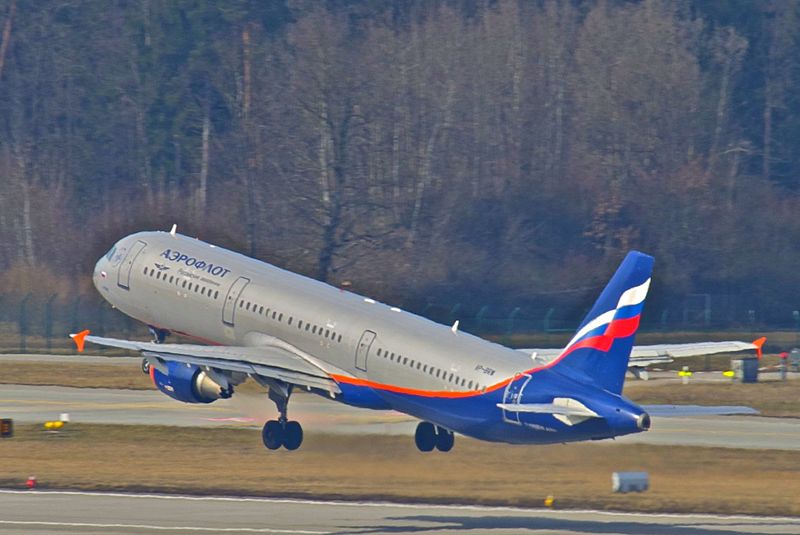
[331,314,643,399]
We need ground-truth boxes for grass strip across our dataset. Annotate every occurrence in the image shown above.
[1,424,798,516]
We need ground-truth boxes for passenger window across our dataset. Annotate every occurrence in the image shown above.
[377,348,382,356]
[279,313,283,322]
[337,334,342,343]
[181,280,187,288]
[288,317,293,325]
[259,306,264,314]
[423,364,428,372]
[272,311,277,319]
[305,323,310,331]
[200,287,205,295]
[312,326,317,334]
[325,329,330,338]
[402,357,408,365]
[214,290,219,299]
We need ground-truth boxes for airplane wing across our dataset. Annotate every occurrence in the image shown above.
[72,333,341,394]
[520,339,763,369]
[640,404,759,416]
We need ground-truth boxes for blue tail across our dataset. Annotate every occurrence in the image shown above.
[552,251,654,394]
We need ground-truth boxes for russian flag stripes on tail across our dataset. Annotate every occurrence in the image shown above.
[553,251,654,394]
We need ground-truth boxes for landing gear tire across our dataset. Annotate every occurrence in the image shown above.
[435,426,454,452]
[283,421,303,451]
[262,420,284,450]
[141,359,150,375]
[414,422,436,452]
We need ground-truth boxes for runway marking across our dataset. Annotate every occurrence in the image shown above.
[0,521,328,534]
[1,490,798,524]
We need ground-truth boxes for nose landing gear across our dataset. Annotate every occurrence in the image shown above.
[414,421,454,453]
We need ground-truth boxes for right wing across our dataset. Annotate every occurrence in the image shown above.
[72,332,342,394]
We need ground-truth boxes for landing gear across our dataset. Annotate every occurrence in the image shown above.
[141,358,150,375]
[260,381,304,451]
[414,422,455,453]
[435,426,454,452]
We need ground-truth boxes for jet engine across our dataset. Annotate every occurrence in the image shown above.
[151,361,234,404]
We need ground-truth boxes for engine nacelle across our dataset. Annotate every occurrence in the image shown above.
[151,361,233,404]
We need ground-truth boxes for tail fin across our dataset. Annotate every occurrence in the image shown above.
[553,251,654,394]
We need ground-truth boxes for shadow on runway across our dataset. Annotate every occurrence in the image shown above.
[336,514,796,535]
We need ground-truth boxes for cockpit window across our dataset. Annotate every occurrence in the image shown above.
[105,246,117,261]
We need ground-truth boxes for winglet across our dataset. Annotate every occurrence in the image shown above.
[752,336,766,359]
[70,329,91,352]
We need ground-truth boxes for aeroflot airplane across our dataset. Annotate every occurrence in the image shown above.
[73,228,755,452]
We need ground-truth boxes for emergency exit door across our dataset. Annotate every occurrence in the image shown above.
[355,330,376,372]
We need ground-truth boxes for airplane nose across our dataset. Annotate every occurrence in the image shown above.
[93,258,108,286]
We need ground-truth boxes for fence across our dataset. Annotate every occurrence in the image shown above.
[1,292,798,354]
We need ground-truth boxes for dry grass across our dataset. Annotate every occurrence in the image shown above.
[0,361,153,390]
[0,424,798,516]
[625,380,800,417]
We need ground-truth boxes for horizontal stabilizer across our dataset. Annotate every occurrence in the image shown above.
[641,404,759,417]
[497,397,600,426]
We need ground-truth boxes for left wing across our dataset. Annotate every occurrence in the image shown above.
[71,332,342,394]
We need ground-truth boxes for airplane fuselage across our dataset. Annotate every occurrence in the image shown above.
[93,231,646,444]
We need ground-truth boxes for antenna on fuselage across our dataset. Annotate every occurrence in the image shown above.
[169,224,177,237]
[451,320,459,334]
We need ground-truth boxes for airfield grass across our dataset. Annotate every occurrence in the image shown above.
[624,380,800,417]
[0,423,798,516]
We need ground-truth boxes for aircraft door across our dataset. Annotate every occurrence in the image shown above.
[116,240,147,290]
[501,373,531,425]
[222,276,250,326]
[355,330,376,372]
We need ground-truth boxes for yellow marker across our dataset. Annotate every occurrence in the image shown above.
[544,495,554,508]
[723,370,735,378]
[678,370,693,377]
[43,421,65,430]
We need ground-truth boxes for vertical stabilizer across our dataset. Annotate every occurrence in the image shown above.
[552,251,654,394]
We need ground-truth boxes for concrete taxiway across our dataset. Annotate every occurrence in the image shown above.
[1,383,798,449]
[1,490,798,535]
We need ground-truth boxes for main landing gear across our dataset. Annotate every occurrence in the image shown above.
[414,421,454,453]
[262,382,304,451]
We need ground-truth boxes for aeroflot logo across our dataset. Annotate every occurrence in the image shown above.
[160,249,231,278]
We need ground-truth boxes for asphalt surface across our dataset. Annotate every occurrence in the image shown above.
[0,490,798,535]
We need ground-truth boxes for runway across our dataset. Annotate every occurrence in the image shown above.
[0,490,798,534]
[1,383,798,449]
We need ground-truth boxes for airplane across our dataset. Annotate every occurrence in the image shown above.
[72,228,756,452]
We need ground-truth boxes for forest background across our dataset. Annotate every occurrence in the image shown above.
[1,0,799,333]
